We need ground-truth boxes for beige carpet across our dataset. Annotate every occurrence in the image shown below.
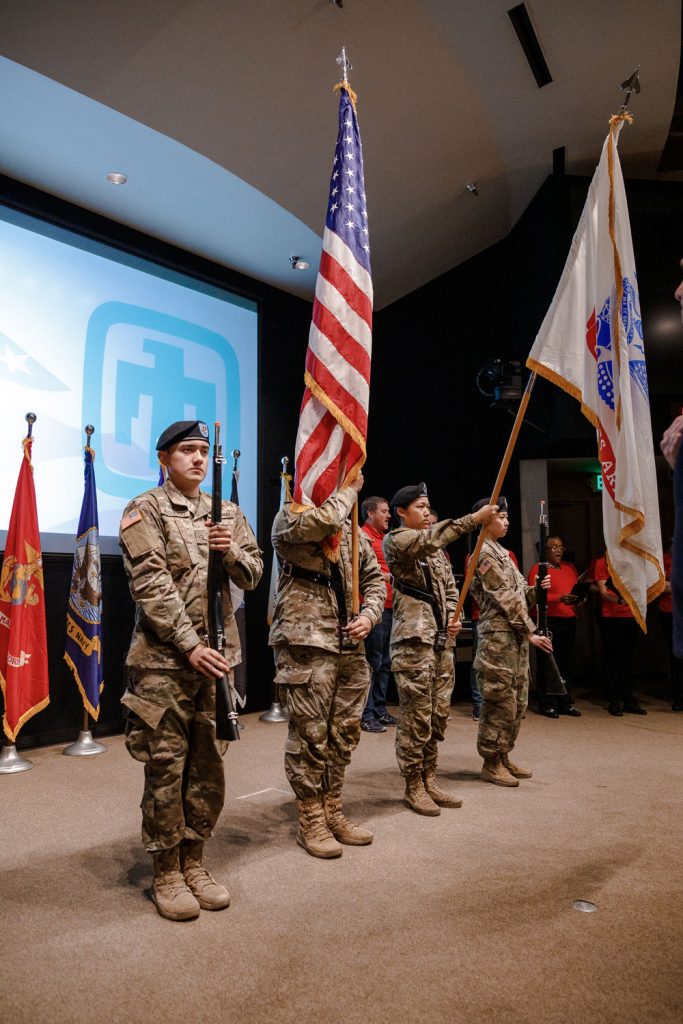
[1,696,681,1024]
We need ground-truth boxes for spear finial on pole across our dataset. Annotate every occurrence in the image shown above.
[619,65,641,113]
[336,46,352,87]
[84,424,94,450]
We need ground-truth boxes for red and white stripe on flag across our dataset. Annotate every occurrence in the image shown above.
[293,85,373,513]
[527,115,664,629]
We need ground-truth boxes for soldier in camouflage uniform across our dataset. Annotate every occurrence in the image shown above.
[383,483,498,815]
[470,499,552,787]
[119,421,262,920]
[269,472,386,858]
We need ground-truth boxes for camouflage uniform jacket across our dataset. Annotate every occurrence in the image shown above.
[268,486,386,654]
[383,516,477,646]
[470,538,537,637]
[119,479,262,671]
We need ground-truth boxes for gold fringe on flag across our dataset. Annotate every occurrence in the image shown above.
[333,80,358,110]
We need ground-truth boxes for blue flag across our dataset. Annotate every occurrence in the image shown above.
[64,445,103,719]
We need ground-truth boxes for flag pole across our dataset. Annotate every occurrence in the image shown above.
[64,425,107,757]
[451,372,538,623]
[335,46,361,616]
[351,497,360,616]
[63,707,107,756]
[0,412,41,774]
[260,456,291,723]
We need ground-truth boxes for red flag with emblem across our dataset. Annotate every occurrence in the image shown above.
[0,436,50,742]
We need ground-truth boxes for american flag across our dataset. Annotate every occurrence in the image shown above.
[293,83,372,511]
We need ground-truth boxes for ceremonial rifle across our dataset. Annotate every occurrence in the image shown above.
[207,423,240,742]
[535,501,568,698]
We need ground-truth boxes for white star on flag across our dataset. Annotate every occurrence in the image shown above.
[0,344,30,374]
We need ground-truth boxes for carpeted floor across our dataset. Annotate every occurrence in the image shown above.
[1,695,681,1024]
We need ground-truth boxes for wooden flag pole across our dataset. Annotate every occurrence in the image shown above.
[351,498,360,615]
[452,372,538,623]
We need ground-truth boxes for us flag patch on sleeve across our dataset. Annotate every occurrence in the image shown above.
[121,509,143,530]
[479,558,492,574]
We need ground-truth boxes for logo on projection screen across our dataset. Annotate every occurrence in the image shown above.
[84,301,240,498]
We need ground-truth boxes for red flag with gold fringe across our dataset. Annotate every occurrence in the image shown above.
[0,435,50,741]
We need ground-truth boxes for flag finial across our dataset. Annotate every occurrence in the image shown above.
[84,424,95,456]
[25,412,36,437]
[619,65,641,113]
[336,46,352,86]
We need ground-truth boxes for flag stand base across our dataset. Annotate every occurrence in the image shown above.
[0,744,33,774]
[63,731,107,756]
[259,701,288,723]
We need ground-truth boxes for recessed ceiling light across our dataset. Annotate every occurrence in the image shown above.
[106,172,128,185]
[289,256,310,270]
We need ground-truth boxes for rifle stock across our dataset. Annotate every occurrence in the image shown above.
[208,423,240,742]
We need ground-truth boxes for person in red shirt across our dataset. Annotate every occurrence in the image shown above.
[360,496,397,732]
[594,552,646,716]
[527,536,581,718]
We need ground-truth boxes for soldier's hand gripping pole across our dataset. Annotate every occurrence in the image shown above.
[208,422,240,741]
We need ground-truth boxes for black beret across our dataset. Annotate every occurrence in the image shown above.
[156,420,210,451]
[390,482,429,509]
[471,495,507,514]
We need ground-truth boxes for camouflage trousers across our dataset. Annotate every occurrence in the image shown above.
[391,642,454,776]
[474,630,529,759]
[121,668,230,853]
[274,645,370,800]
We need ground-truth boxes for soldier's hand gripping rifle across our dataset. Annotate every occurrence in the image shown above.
[207,423,240,742]
[535,501,568,698]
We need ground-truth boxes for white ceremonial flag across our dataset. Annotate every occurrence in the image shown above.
[527,115,664,629]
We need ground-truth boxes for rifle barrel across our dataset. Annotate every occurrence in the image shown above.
[209,422,240,742]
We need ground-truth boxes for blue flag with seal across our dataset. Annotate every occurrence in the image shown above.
[64,441,103,718]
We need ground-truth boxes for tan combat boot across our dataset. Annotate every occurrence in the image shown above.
[480,753,519,787]
[151,847,201,921]
[180,840,231,911]
[323,794,373,845]
[403,770,441,816]
[296,796,343,858]
[423,767,463,808]
[501,753,533,779]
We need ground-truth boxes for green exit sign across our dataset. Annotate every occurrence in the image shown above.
[591,473,603,493]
